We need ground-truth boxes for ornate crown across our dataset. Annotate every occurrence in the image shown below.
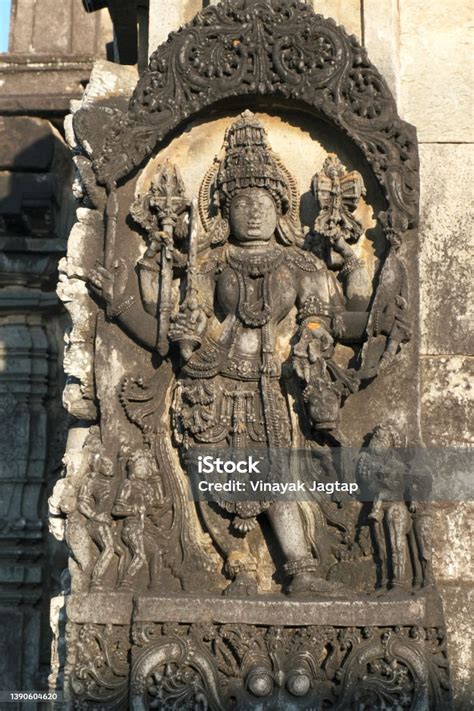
[215,110,290,215]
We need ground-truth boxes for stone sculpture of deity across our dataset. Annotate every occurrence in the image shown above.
[87,111,394,598]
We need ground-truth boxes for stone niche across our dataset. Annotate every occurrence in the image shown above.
[49,1,453,708]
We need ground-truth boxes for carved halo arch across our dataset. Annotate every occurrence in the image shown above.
[93,0,419,237]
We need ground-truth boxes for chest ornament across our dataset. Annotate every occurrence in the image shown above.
[227,246,284,328]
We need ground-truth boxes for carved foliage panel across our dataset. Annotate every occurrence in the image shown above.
[92,0,419,232]
[126,623,451,710]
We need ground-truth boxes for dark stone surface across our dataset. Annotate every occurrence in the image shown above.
[0,117,55,171]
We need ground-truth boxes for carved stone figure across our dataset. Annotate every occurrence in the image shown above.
[410,501,435,589]
[309,153,371,308]
[77,452,119,592]
[50,1,453,706]
[89,111,374,598]
[113,449,165,591]
[357,424,412,591]
[408,462,435,589]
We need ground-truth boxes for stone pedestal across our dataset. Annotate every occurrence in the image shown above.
[62,592,450,709]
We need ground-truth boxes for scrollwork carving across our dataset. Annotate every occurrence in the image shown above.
[91,0,418,232]
[128,622,451,710]
[68,623,129,709]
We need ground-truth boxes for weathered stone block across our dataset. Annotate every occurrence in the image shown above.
[438,582,474,710]
[431,503,474,583]
[311,0,361,39]
[183,0,203,24]
[421,356,474,447]
[363,0,400,103]
[9,0,109,57]
[0,118,56,171]
[399,0,474,142]
[419,144,474,356]
[149,0,183,51]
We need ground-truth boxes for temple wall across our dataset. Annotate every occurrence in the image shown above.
[0,0,471,706]
[148,2,473,706]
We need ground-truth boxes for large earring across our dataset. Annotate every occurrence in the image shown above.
[209,215,230,245]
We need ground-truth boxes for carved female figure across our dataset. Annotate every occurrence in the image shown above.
[89,112,369,597]
[357,424,412,591]
[113,449,165,591]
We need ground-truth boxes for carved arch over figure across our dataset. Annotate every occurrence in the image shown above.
[92,0,419,234]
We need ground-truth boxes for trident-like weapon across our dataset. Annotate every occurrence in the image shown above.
[130,162,189,356]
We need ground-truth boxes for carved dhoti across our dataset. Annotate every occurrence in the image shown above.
[173,372,292,530]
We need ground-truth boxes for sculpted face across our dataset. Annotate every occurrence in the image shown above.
[371,428,393,449]
[229,188,278,244]
[130,458,150,480]
[96,455,114,477]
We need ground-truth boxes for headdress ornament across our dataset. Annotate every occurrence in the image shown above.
[198,111,301,247]
[216,110,290,215]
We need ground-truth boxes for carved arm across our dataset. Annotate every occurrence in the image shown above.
[77,484,109,524]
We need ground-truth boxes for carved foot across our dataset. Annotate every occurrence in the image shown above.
[287,571,350,599]
[384,584,413,599]
[117,580,134,593]
[374,584,412,599]
[223,571,258,598]
[89,583,110,594]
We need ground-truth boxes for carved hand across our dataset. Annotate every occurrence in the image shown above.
[169,298,207,348]
[88,258,128,311]
[294,324,333,361]
[369,507,384,523]
[293,325,333,384]
[395,295,408,310]
[330,233,354,260]
[368,497,385,522]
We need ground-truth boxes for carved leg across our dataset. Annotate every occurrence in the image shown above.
[119,520,147,590]
[89,523,115,592]
[386,503,412,590]
[372,518,388,589]
[66,515,94,583]
[266,502,346,598]
[413,510,435,588]
[197,501,257,597]
[144,533,162,592]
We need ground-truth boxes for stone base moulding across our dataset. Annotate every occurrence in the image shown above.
[59,592,451,709]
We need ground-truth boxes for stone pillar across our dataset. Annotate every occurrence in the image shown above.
[0,121,72,692]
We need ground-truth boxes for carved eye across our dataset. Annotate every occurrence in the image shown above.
[246,670,273,697]
[286,670,311,696]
